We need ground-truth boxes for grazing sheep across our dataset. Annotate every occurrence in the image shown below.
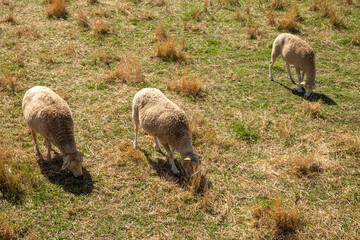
[22,86,83,177]
[132,88,202,177]
[269,33,319,97]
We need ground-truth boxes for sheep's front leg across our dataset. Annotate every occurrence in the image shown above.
[45,138,52,161]
[154,137,161,153]
[295,68,303,93]
[162,143,178,174]
[286,63,296,84]
[31,130,43,160]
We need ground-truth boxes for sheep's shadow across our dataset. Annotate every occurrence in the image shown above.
[274,81,337,105]
[139,148,210,195]
[37,156,94,195]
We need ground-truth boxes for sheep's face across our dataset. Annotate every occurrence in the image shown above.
[181,153,202,178]
[304,82,315,98]
[66,151,83,177]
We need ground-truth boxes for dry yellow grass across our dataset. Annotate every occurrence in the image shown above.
[235,10,247,22]
[277,2,300,32]
[155,36,187,61]
[246,24,259,39]
[218,0,239,5]
[267,11,276,26]
[271,0,286,9]
[77,10,90,28]
[46,0,67,19]
[320,0,329,17]
[335,133,360,157]
[277,117,296,141]
[304,100,322,116]
[87,0,99,4]
[148,0,166,7]
[167,71,201,97]
[0,71,16,93]
[93,18,109,34]
[351,31,360,46]
[329,8,345,28]
[0,217,17,240]
[293,154,321,175]
[106,55,143,83]
[3,13,16,24]
[155,23,168,41]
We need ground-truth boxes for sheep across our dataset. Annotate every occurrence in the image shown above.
[132,88,202,178]
[22,86,83,177]
[269,33,319,98]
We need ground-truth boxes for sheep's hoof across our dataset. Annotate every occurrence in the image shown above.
[269,77,274,81]
[172,168,179,175]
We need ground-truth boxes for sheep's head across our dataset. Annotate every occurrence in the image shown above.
[63,151,83,177]
[181,153,202,178]
[302,80,319,98]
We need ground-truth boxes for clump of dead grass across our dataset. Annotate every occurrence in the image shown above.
[93,18,109,34]
[270,0,286,9]
[106,55,143,84]
[267,11,276,26]
[190,118,218,146]
[2,13,16,24]
[87,0,99,4]
[320,0,329,17]
[116,141,144,165]
[246,24,259,39]
[343,0,353,4]
[277,2,300,32]
[217,0,239,5]
[46,0,67,19]
[77,10,91,28]
[350,31,360,46]
[148,0,166,7]
[335,134,360,157]
[155,23,168,41]
[252,201,301,238]
[235,10,247,23]
[304,100,322,116]
[167,70,202,97]
[276,117,296,142]
[329,8,345,28]
[0,217,17,240]
[0,71,16,93]
[293,154,321,176]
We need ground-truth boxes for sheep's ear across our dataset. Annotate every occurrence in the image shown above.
[184,157,191,162]
[62,156,70,170]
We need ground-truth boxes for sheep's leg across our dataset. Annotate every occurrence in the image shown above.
[44,138,52,161]
[296,68,303,93]
[31,130,43,160]
[286,63,296,84]
[162,143,178,174]
[269,49,280,81]
[154,137,162,153]
[132,106,139,149]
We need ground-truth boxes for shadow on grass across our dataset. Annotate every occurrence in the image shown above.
[37,156,94,195]
[274,81,337,105]
[139,148,210,195]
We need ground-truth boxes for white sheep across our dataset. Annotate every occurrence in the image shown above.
[132,88,202,177]
[22,86,83,177]
[269,33,319,97]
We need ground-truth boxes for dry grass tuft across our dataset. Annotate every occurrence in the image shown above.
[155,36,187,61]
[293,154,321,175]
[0,71,16,93]
[246,2,250,14]
[106,55,143,83]
[46,0,67,19]
[148,0,166,7]
[246,24,259,39]
[276,117,296,141]
[335,134,360,157]
[77,10,91,28]
[270,202,301,238]
[235,10,247,23]
[0,217,17,240]
[329,8,345,28]
[320,0,329,17]
[190,118,218,146]
[94,18,110,34]
[168,70,202,97]
[309,1,320,11]
[87,0,99,4]
[3,13,16,24]
[155,23,168,41]
[267,11,276,26]
[343,0,353,4]
[351,31,360,46]
[271,0,286,9]
[217,0,239,5]
[277,2,300,32]
[304,100,322,116]
[116,141,144,165]
[2,0,10,5]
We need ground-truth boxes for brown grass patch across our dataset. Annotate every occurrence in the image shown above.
[267,11,276,26]
[0,71,16,93]
[335,134,360,157]
[277,2,300,32]
[46,0,67,19]
[167,70,201,97]
[0,217,17,240]
[351,31,360,46]
[309,1,320,11]
[2,13,16,24]
[106,55,143,83]
[2,0,10,5]
[116,141,144,165]
[217,0,239,5]
[87,0,99,4]
[77,10,91,28]
[155,36,187,61]
[148,0,166,7]
[304,100,322,116]
[293,154,321,175]
[329,8,345,28]
[93,18,109,34]
[271,0,286,9]
[320,0,329,17]
[155,23,168,41]
[246,24,259,40]
[235,10,247,23]
[343,0,353,4]
[276,117,296,141]
[190,118,218,146]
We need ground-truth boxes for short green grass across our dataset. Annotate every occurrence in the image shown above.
[1,0,360,239]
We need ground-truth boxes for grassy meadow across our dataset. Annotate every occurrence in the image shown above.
[1,0,360,239]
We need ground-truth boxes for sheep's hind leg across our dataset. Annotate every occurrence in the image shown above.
[269,49,280,81]
[286,63,296,84]
[132,110,139,149]
[296,68,304,93]
[31,130,43,160]
[162,143,178,174]
[154,137,162,153]
[44,138,52,161]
